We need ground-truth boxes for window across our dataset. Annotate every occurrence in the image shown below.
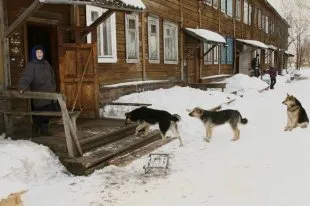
[148,16,160,63]
[227,0,233,16]
[243,0,248,24]
[125,13,139,63]
[204,43,213,64]
[163,21,178,64]
[86,5,117,63]
[204,0,212,6]
[221,0,226,13]
[265,16,269,33]
[249,4,252,25]
[258,9,261,28]
[236,0,241,20]
[213,0,219,8]
[254,8,257,25]
[262,15,265,32]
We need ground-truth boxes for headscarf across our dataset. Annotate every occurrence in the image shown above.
[31,45,45,60]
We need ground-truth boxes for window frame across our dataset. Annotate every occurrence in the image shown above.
[204,43,213,65]
[163,21,179,64]
[236,0,241,20]
[125,13,140,63]
[243,0,248,24]
[86,5,117,63]
[148,15,160,64]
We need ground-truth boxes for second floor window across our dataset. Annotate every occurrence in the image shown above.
[148,16,160,63]
[163,21,178,64]
[125,14,139,63]
[236,0,241,20]
[243,0,248,24]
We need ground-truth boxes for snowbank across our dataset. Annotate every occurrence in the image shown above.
[224,74,269,93]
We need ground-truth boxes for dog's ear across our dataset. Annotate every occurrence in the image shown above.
[287,93,290,97]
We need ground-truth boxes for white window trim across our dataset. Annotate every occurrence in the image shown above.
[148,16,160,64]
[86,5,117,63]
[213,0,218,9]
[221,0,226,13]
[163,21,178,64]
[243,0,248,24]
[227,0,233,17]
[204,0,212,6]
[236,0,241,21]
[125,13,140,64]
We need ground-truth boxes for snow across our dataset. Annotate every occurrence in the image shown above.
[1,70,310,205]
[121,0,146,9]
[103,80,169,88]
[185,28,226,44]
[268,44,278,50]
[200,74,232,80]
[236,39,269,49]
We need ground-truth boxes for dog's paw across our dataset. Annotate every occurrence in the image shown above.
[284,128,288,131]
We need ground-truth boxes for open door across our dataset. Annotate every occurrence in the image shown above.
[58,43,99,118]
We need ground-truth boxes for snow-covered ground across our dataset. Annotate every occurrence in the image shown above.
[1,69,310,206]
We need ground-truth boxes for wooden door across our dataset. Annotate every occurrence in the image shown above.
[59,44,99,118]
[187,49,199,83]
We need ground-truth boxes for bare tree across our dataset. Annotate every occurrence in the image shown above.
[281,0,310,70]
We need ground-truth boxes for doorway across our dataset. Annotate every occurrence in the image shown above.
[26,24,59,91]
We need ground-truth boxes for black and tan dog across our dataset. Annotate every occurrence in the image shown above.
[188,107,248,142]
[282,94,309,131]
[125,107,183,146]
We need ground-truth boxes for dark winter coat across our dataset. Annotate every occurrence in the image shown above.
[19,59,56,107]
[266,67,278,78]
[251,57,260,70]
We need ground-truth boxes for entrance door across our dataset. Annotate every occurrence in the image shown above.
[27,24,59,90]
[187,49,199,83]
[59,44,99,118]
[239,52,251,75]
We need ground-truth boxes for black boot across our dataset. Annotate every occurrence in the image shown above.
[40,124,53,136]
[32,123,40,138]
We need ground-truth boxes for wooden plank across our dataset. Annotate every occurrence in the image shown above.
[0,110,80,117]
[101,102,152,107]
[0,91,62,100]
[57,96,83,157]
[83,9,115,37]
[5,0,42,37]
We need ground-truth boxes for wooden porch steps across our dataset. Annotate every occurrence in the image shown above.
[61,131,162,175]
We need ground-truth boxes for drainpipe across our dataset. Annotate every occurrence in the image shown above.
[180,0,184,81]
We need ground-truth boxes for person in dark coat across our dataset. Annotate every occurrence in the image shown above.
[265,63,278,89]
[19,45,56,137]
[251,54,260,78]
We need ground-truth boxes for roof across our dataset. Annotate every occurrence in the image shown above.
[268,45,278,51]
[40,0,146,12]
[285,50,294,57]
[236,39,269,49]
[184,28,226,44]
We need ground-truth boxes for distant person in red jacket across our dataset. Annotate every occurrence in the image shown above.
[265,63,278,89]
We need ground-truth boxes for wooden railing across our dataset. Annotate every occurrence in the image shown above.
[0,90,83,158]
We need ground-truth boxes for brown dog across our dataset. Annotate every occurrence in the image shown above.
[188,107,248,142]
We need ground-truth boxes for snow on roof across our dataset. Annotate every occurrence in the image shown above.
[236,39,269,49]
[41,0,146,11]
[184,28,226,44]
[121,0,146,9]
[285,50,294,57]
[103,80,170,88]
[268,45,278,50]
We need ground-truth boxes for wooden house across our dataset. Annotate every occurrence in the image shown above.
[0,0,290,118]
[0,0,291,174]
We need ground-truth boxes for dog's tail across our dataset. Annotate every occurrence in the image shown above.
[171,114,181,122]
[239,114,248,124]
[238,112,248,124]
